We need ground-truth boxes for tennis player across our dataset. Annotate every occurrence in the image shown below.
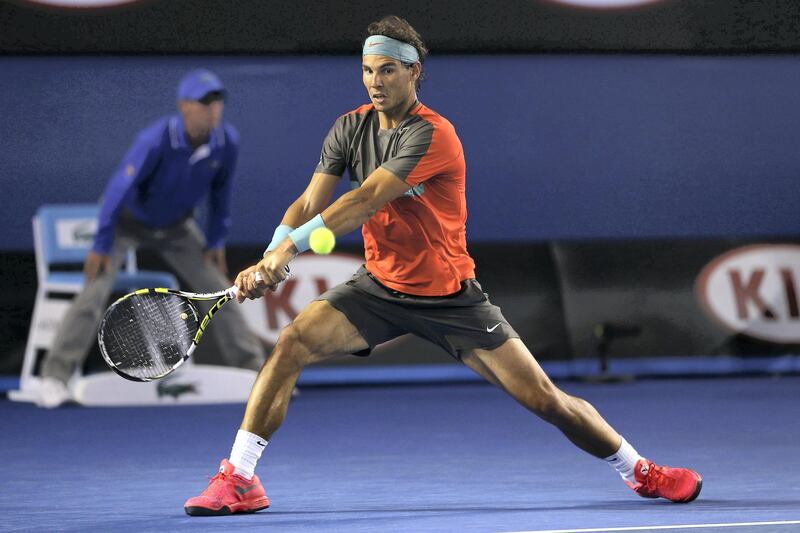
[184,16,702,515]
[36,69,265,408]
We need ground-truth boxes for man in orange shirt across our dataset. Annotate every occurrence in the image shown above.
[184,15,702,516]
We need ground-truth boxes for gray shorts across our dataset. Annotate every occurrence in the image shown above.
[316,266,519,360]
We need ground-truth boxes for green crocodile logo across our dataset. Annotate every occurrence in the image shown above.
[72,221,96,243]
[157,380,199,399]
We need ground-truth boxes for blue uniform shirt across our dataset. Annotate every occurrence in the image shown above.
[92,115,239,254]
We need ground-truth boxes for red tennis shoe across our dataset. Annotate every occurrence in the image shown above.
[627,459,702,503]
[184,459,270,516]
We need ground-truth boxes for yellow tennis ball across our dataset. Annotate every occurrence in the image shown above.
[180,312,188,320]
[309,227,336,255]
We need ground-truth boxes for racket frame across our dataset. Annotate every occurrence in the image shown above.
[98,285,236,382]
[98,268,285,382]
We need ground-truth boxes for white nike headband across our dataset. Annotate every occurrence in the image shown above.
[363,35,420,64]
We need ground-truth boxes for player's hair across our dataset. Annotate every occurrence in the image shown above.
[366,15,428,90]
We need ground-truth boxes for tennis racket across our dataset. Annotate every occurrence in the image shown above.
[98,269,286,382]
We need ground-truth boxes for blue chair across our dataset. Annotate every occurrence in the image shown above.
[10,204,179,403]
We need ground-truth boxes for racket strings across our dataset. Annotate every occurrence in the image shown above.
[100,292,198,380]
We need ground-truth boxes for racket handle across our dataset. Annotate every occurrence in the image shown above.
[254,266,291,282]
[229,267,290,298]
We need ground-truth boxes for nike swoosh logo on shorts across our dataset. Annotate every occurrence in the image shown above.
[235,485,258,495]
[486,323,501,333]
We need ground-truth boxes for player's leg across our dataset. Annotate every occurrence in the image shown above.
[157,219,264,370]
[462,338,619,457]
[237,267,403,445]
[37,235,132,407]
[241,299,369,438]
[462,339,702,503]
[184,299,373,516]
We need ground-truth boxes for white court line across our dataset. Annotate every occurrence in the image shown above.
[502,520,800,533]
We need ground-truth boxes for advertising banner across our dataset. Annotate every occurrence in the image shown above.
[2,0,800,53]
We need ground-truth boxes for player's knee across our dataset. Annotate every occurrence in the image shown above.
[524,384,569,423]
[273,322,324,369]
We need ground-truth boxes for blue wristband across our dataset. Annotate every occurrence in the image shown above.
[264,224,294,257]
[288,214,327,253]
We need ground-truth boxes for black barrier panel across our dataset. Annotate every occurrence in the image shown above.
[553,238,800,360]
[4,239,799,379]
[2,0,800,53]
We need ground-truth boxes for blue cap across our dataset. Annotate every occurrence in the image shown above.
[177,69,225,102]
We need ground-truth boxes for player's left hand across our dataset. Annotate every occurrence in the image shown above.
[204,248,228,276]
[234,264,264,302]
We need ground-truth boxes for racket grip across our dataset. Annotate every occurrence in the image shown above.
[229,267,291,298]
[253,267,290,283]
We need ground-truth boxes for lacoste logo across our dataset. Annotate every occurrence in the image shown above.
[486,323,501,333]
[72,223,95,242]
[235,485,258,495]
[156,380,198,399]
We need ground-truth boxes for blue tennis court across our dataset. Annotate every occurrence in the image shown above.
[4,376,799,532]
[3,5,800,533]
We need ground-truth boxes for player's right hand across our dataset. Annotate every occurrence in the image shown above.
[84,251,111,282]
[235,264,270,303]
[235,250,293,302]
[255,249,292,289]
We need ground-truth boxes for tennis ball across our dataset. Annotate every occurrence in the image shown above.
[180,312,188,320]
[309,227,336,255]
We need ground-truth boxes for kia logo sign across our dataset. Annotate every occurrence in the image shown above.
[696,244,800,344]
[239,253,364,344]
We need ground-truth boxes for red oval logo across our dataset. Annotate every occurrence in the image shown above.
[696,244,800,344]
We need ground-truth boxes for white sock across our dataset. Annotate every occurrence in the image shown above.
[605,436,643,483]
[229,429,267,479]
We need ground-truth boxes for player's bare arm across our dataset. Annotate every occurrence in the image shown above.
[236,167,410,301]
[279,172,340,228]
[234,172,338,300]
[318,166,411,234]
